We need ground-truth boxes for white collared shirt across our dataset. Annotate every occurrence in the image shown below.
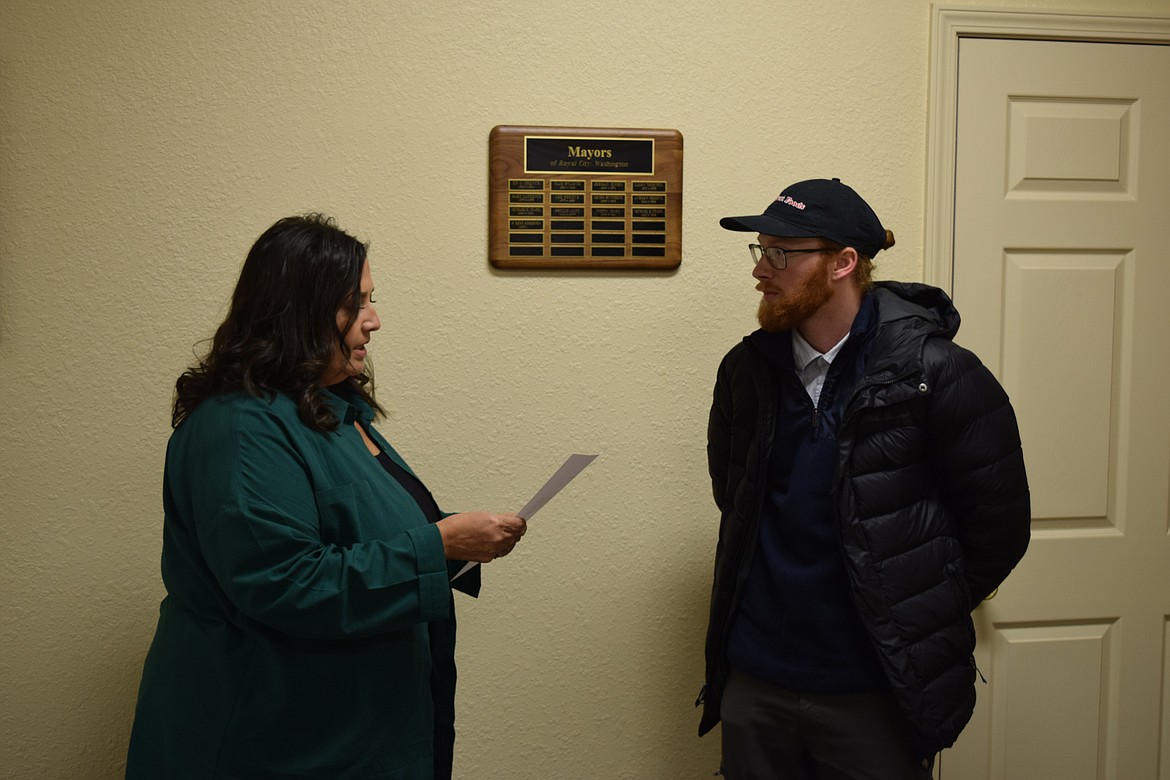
[792,329,850,407]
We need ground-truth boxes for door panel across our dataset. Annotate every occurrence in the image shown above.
[944,37,1170,780]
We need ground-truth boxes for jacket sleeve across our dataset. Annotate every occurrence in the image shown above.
[708,350,735,512]
[178,404,451,640]
[925,341,1031,604]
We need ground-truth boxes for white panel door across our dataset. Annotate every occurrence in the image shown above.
[943,37,1170,780]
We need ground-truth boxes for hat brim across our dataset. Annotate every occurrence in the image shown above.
[719,214,821,237]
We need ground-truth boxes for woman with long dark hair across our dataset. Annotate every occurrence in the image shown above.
[126,214,526,779]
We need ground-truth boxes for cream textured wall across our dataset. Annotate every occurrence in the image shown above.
[1,1,1166,778]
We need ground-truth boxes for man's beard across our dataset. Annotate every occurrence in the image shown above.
[756,259,834,332]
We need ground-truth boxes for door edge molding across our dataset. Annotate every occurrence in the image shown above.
[924,5,1170,292]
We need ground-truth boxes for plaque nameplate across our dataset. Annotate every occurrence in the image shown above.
[525,138,654,175]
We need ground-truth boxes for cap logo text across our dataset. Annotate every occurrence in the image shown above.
[775,195,806,210]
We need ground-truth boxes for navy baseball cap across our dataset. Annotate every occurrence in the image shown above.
[720,178,891,258]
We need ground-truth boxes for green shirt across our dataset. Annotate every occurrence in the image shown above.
[128,388,461,779]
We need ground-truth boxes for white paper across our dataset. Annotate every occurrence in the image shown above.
[450,454,598,582]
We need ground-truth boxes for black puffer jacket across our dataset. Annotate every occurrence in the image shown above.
[699,282,1030,757]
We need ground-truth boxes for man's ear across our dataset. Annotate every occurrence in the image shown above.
[831,247,858,281]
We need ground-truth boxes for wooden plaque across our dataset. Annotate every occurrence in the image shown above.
[489,125,683,269]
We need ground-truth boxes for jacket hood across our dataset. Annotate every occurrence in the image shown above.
[871,281,960,340]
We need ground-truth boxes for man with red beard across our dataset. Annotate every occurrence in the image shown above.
[698,178,1031,778]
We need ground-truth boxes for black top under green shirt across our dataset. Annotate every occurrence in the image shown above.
[372,448,469,780]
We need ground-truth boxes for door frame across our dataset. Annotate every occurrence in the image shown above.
[923,4,1170,291]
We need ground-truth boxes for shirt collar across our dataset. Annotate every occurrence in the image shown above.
[790,291,879,370]
[791,328,850,371]
[322,383,374,426]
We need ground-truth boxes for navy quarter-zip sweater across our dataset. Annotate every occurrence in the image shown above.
[725,294,886,692]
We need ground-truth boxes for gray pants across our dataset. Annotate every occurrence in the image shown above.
[720,669,934,780]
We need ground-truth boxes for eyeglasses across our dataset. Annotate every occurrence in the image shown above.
[749,243,834,270]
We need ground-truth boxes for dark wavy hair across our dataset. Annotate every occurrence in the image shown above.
[172,214,384,432]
